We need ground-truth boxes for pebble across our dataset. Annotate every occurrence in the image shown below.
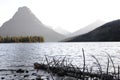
[24,74,29,77]
[16,69,24,73]
[1,77,5,79]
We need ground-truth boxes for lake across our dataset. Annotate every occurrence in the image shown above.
[0,42,120,79]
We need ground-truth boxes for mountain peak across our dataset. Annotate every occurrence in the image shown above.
[17,6,31,14]
[11,6,43,24]
[18,6,30,10]
[13,6,32,18]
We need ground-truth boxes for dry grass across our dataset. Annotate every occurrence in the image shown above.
[34,49,120,80]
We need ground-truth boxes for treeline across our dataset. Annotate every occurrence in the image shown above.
[0,36,44,43]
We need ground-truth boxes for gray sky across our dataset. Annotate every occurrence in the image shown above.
[0,0,120,32]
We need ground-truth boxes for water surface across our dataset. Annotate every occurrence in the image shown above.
[0,42,120,69]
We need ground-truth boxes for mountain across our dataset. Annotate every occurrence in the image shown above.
[65,19,120,42]
[53,27,71,35]
[0,6,65,42]
[68,20,106,37]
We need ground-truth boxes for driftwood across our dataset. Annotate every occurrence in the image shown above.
[34,62,114,80]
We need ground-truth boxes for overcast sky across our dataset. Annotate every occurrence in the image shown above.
[0,0,120,32]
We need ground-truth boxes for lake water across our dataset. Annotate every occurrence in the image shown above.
[0,42,120,69]
[0,42,120,79]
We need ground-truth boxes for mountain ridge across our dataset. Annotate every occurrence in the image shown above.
[65,19,120,42]
[68,20,106,37]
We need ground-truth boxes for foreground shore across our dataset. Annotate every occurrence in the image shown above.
[0,55,119,80]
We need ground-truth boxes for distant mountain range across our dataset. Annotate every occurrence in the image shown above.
[53,27,71,36]
[68,20,106,37]
[65,20,120,42]
[0,6,65,42]
[1,6,120,42]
